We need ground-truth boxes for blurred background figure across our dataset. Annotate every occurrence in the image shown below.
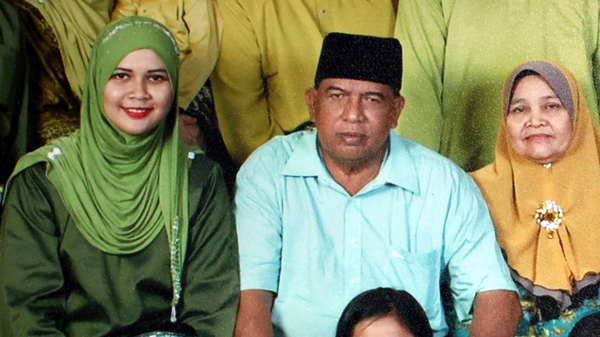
[10,0,112,145]
[210,0,398,167]
[395,1,600,172]
[0,0,30,185]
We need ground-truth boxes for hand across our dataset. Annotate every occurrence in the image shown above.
[179,114,202,147]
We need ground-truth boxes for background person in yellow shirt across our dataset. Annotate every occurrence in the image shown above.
[211,0,398,167]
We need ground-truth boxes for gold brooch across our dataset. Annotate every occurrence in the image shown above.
[536,200,563,239]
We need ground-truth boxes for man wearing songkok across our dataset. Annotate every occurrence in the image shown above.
[210,0,396,167]
[233,32,521,337]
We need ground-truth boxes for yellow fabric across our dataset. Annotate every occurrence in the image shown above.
[23,0,113,99]
[471,63,600,293]
[111,0,222,110]
[210,0,396,166]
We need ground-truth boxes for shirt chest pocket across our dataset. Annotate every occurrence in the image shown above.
[363,245,443,321]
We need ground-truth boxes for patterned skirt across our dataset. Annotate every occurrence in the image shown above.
[451,282,600,337]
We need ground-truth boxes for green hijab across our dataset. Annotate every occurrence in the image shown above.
[6,16,189,320]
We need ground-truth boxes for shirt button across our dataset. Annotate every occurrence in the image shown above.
[350,238,357,246]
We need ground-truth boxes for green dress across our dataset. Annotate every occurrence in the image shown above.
[394,0,600,172]
[0,156,240,336]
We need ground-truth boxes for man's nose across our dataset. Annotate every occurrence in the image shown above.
[343,96,365,122]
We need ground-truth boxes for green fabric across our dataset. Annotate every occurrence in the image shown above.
[0,159,240,336]
[394,0,600,172]
[7,16,188,259]
[0,0,29,183]
[0,0,21,121]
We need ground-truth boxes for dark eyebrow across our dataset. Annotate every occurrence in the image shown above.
[112,68,168,74]
[509,98,526,106]
[148,69,168,74]
[325,86,386,98]
[540,94,560,101]
[364,91,385,99]
[510,94,560,106]
[325,85,348,93]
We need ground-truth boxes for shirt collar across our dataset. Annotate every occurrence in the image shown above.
[281,130,328,177]
[376,132,419,194]
[281,130,420,195]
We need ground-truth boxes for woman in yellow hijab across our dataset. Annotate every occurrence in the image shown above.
[472,61,600,336]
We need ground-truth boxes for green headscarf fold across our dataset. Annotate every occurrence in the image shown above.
[6,16,189,303]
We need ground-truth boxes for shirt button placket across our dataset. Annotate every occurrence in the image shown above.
[343,198,362,302]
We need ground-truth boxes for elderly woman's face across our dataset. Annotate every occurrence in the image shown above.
[506,75,573,164]
[103,48,172,135]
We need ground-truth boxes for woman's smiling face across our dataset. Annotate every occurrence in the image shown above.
[506,75,573,164]
[103,48,173,135]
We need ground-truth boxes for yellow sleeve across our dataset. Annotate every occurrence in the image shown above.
[179,0,220,109]
[110,0,137,20]
[210,0,280,166]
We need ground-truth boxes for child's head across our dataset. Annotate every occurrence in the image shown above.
[336,288,433,337]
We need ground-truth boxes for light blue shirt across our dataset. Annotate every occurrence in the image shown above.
[235,130,516,337]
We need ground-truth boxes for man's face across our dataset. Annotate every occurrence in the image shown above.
[305,78,403,167]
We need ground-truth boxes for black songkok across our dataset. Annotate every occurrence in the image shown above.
[314,32,403,92]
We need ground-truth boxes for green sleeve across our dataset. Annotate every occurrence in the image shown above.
[179,157,240,336]
[393,0,452,151]
[0,164,67,336]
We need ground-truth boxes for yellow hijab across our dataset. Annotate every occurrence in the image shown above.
[472,61,600,294]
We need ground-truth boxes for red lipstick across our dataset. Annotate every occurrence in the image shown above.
[124,108,152,119]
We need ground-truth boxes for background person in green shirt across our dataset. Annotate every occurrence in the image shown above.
[395,0,600,172]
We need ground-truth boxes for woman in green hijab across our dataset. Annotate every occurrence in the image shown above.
[0,16,239,336]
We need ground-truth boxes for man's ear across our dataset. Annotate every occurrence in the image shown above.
[389,95,405,129]
[305,87,318,122]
